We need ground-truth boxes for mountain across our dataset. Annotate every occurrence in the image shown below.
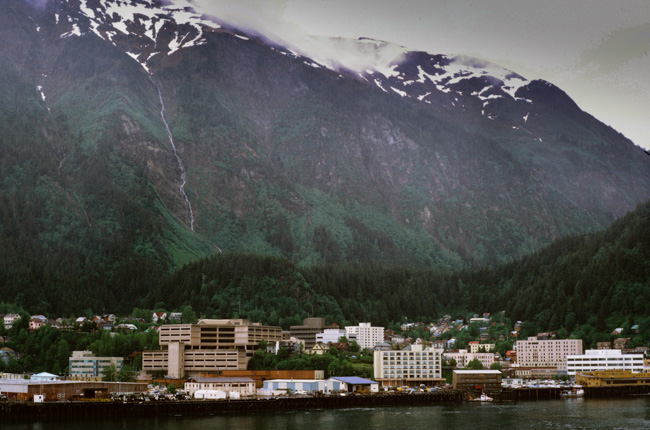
[1,0,649,314]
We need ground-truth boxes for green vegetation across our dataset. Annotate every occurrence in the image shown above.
[0,323,158,375]
[248,346,374,379]
[149,200,650,349]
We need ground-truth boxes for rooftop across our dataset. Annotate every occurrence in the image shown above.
[330,376,377,385]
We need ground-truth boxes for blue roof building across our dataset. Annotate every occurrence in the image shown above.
[329,376,379,393]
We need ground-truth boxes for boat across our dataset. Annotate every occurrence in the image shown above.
[470,393,493,402]
[560,388,584,398]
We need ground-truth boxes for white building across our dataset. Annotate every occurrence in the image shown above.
[374,344,444,387]
[516,336,582,371]
[3,314,21,329]
[261,377,378,394]
[345,322,384,350]
[316,329,348,344]
[469,342,495,354]
[262,379,329,394]
[69,350,124,379]
[30,372,60,381]
[567,349,645,375]
[443,349,495,370]
[184,376,255,397]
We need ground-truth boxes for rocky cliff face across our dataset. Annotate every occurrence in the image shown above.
[2,0,649,285]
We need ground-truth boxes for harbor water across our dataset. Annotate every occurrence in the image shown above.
[4,398,649,429]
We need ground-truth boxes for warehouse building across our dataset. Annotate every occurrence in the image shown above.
[0,379,146,401]
[452,370,502,390]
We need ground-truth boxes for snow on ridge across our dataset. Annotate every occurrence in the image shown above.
[74,0,222,62]
[60,23,81,38]
[360,50,534,111]
[390,86,407,97]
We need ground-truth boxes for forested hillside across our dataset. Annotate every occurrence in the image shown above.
[147,201,650,347]
[2,201,648,350]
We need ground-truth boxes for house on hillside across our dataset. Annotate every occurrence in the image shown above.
[168,312,183,322]
[29,316,47,331]
[152,312,167,323]
[4,314,21,330]
[613,338,631,350]
[307,342,328,356]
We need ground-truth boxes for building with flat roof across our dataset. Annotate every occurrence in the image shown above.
[290,318,325,350]
[261,377,379,394]
[576,370,650,388]
[469,342,495,354]
[184,376,255,396]
[443,349,495,369]
[0,379,146,401]
[567,349,645,375]
[346,322,384,350]
[209,369,325,388]
[316,329,348,345]
[374,344,444,387]
[262,379,329,394]
[452,370,502,390]
[143,319,282,378]
[69,351,124,379]
[516,336,582,372]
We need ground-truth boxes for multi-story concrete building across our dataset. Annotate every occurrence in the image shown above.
[516,336,582,372]
[374,344,444,387]
[290,318,325,350]
[443,349,495,369]
[346,322,384,350]
[567,349,645,375]
[468,342,495,354]
[142,319,282,378]
[69,350,124,379]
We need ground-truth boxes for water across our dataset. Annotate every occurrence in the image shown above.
[5,399,649,430]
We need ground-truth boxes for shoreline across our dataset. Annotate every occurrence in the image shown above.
[3,386,649,422]
[3,391,464,421]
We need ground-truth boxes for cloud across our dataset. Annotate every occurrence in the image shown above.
[24,0,50,9]
[192,0,405,72]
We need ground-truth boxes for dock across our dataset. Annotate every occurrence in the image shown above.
[1,390,464,421]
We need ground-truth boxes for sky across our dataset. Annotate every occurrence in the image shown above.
[195,0,650,150]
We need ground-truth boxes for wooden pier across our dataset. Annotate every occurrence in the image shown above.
[0,391,465,421]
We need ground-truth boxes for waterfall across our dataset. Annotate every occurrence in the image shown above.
[150,76,195,231]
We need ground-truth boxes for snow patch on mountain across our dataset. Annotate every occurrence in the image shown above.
[60,23,81,39]
[69,0,222,71]
[61,0,534,119]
